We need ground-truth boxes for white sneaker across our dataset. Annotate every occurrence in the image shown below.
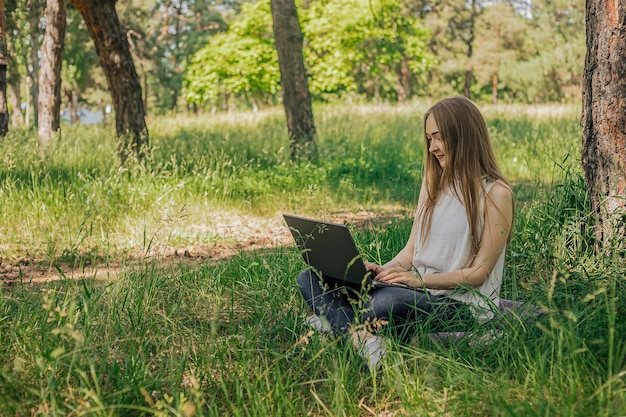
[357,335,387,373]
[305,315,333,334]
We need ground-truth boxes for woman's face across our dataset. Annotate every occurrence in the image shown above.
[426,114,446,169]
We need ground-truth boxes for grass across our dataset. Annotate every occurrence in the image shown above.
[1,101,624,416]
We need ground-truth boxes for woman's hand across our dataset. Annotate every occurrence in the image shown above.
[375,268,425,288]
[364,261,383,277]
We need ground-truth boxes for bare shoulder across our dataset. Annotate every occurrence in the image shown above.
[486,181,514,212]
[488,181,513,200]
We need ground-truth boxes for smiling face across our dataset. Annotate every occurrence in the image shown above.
[425,114,446,169]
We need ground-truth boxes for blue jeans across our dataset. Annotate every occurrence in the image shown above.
[297,269,474,339]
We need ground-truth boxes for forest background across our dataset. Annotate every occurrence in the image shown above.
[3,0,583,125]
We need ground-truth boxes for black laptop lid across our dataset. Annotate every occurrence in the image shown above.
[283,214,370,285]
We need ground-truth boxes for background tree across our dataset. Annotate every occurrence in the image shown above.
[302,0,433,102]
[581,0,626,247]
[37,0,66,156]
[4,0,26,127]
[139,0,226,113]
[417,0,487,99]
[270,0,316,160]
[472,3,527,104]
[69,0,149,164]
[27,0,44,128]
[0,0,9,136]
[501,0,585,103]
[61,5,100,125]
[185,0,278,112]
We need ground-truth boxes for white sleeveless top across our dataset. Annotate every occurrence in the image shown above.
[412,179,507,323]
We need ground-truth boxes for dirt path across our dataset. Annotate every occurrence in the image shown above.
[1,209,410,286]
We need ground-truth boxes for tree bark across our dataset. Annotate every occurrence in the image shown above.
[396,59,412,102]
[4,8,24,127]
[581,0,626,247]
[38,0,66,157]
[0,0,9,137]
[28,2,42,128]
[8,80,24,127]
[63,84,80,125]
[69,0,149,164]
[463,0,478,99]
[270,0,317,161]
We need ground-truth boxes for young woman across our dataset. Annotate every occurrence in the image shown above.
[297,97,514,371]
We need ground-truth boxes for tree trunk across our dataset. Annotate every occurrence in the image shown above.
[581,0,626,247]
[270,0,317,161]
[38,0,66,157]
[28,4,41,129]
[69,0,149,165]
[492,72,498,105]
[63,84,80,125]
[463,0,478,99]
[8,80,24,127]
[4,11,24,128]
[463,68,472,99]
[0,62,7,137]
[0,0,8,136]
[396,59,411,103]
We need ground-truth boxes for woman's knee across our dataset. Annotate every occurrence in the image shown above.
[296,269,323,297]
[297,269,316,288]
[369,289,399,312]
[367,288,428,320]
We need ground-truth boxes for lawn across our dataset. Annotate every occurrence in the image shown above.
[0,101,624,416]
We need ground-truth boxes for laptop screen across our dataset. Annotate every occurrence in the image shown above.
[283,214,370,285]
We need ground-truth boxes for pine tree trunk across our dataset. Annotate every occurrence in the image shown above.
[581,0,626,248]
[28,5,41,128]
[492,72,498,105]
[4,12,24,128]
[396,59,411,102]
[0,0,9,136]
[270,0,317,161]
[463,0,477,99]
[69,0,149,164]
[37,0,66,157]
[8,81,24,127]
[63,85,80,125]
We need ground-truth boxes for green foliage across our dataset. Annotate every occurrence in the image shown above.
[116,1,228,113]
[181,0,584,106]
[498,0,585,103]
[62,5,103,110]
[4,0,586,123]
[184,0,434,106]
[184,0,279,109]
[302,0,434,100]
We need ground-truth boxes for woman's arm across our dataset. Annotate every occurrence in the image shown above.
[376,182,514,289]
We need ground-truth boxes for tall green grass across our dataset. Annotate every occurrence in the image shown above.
[0,175,623,415]
[1,102,623,415]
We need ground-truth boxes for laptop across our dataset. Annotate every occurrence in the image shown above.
[283,213,419,291]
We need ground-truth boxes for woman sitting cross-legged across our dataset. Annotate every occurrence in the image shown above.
[297,96,515,372]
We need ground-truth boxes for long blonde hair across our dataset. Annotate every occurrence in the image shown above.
[419,96,510,251]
